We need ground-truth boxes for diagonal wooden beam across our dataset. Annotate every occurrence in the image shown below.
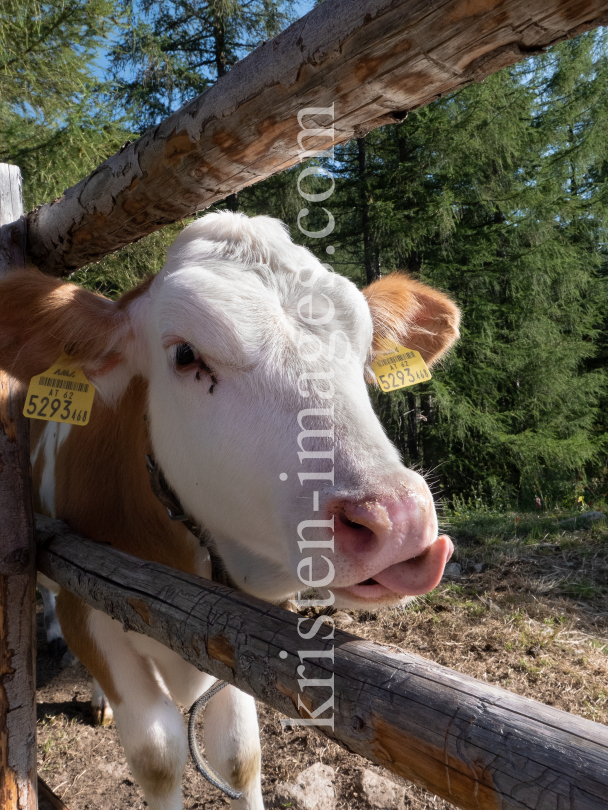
[27,0,608,276]
[36,516,608,810]
[37,777,69,810]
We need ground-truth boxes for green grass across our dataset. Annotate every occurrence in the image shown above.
[444,507,607,547]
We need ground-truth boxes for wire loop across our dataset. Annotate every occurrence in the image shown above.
[188,681,243,800]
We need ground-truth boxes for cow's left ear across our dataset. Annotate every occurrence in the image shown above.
[0,266,130,385]
[363,273,460,378]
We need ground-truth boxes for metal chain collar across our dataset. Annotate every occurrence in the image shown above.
[144,454,238,589]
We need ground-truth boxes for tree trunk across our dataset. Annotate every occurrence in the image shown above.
[25,0,608,276]
[357,137,378,285]
[0,164,37,810]
[406,391,420,462]
[213,15,228,79]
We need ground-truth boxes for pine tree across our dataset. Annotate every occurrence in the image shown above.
[0,0,129,207]
[109,0,295,132]
[355,32,608,508]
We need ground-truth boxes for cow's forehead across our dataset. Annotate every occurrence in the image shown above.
[146,213,373,364]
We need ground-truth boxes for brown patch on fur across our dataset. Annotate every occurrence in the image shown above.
[0,371,16,442]
[51,375,197,573]
[0,268,123,383]
[55,589,121,709]
[116,275,155,309]
[23,291,201,711]
[30,420,52,514]
[363,272,460,381]
[207,634,236,670]
[0,268,155,385]
[130,744,183,797]
[230,749,262,791]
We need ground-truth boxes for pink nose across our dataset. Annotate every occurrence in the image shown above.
[331,495,453,597]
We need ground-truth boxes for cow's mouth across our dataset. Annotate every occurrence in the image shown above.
[334,579,398,602]
[334,535,454,604]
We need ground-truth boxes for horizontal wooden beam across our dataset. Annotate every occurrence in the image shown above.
[36,515,608,810]
[27,0,608,275]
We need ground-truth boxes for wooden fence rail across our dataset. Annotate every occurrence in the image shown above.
[36,515,608,810]
[26,0,608,276]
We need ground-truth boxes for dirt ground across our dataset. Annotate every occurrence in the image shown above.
[36,517,608,809]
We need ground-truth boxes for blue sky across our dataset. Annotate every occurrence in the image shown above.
[294,0,316,17]
[95,1,317,79]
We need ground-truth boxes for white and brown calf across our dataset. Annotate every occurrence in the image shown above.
[0,212,459,810]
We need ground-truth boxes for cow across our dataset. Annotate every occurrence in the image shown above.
[0,212,459,810]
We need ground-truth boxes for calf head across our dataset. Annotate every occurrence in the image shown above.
[0,213,459,607]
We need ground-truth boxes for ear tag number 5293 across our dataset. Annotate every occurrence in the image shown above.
[372,344,432,392]
[23,354,96,426]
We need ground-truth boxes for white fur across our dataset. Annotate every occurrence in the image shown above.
[127,212,435,601]
[33,421,71,518]
[39,584,62,644]
[34,425,71,653]
[87,608,262,810]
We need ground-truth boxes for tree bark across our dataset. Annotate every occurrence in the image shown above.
[36,516,608,810]
[26,0,608,276]
[406,391,420,462]
[0,165,37,810]
[357,137,378,285]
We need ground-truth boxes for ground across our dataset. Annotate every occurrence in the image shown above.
[36,511,608,809]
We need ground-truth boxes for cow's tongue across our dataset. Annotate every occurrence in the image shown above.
[370,535,454,596]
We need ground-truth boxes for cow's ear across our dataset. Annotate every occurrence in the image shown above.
[0,267,128,384]
[363,273,460,374]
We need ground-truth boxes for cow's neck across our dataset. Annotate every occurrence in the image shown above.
[144,451,236,587]
[31,376,203,577]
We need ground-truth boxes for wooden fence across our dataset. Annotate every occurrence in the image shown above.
[36,516,608,810]
[2,0,608,808]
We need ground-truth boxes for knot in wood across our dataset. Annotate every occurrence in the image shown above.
[351,715,365,732]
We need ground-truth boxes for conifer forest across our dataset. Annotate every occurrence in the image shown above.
[2,0,608,513]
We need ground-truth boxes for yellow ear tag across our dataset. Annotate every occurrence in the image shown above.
[23,354,96,426]
[372,344,432,391]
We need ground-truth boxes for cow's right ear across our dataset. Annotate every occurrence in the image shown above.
[0,267,128,384]
[362,273,460,379]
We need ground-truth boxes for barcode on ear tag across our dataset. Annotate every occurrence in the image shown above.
[372,344,432,391]
[23,355,96,425]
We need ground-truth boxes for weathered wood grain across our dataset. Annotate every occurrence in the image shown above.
[37,778,68,810]
[0,165,37,810]
[36,515,608,810]
[27,0,608,276]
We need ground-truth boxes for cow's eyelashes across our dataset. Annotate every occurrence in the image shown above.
[175,342,196,367]
[173,342,218,393]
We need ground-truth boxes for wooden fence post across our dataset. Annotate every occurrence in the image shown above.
[0,164,38,810]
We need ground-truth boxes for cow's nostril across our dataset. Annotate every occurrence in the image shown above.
[336,511,376,549]
[341,514,365,530]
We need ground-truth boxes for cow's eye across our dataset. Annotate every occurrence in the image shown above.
[175,343,196,366]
